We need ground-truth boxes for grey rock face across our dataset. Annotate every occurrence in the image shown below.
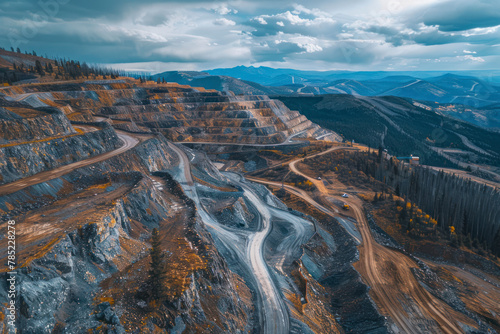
[0,125,122,184]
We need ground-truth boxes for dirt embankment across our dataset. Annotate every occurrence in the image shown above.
[0,134,254,333]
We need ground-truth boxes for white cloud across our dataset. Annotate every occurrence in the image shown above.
[1,0,498,71]
[214,18,236,26]
[299,43,323,53]
[256,17,268,25]
[462,54,485,62]
[214,5,238,15]
[254,10,335,27]
[461,25,500,37]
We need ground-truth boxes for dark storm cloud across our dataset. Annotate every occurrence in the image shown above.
[0,0,214,21]
[0,0,498,71]
[414,0,500,32]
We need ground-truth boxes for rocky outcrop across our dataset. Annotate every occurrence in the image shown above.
[0,78,343,333]
[302,217,388,333]
[99,92,338,144]
[0,110,74,143]
[0,124,122,185]
[3,79,340,145]
[0,135,252,333]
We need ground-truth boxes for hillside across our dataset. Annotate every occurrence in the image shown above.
[205,66,500,108]
[151,70,291,96]
[0,79,339,145]
[275,94,500,171]
[0,89,256,332]
[0,75,350,333]
[0,47,122,85]
[416,100,500,130]
[0,48,499,334]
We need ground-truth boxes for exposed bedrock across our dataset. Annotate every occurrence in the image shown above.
[0,137,253,333]
[0,124,122,185]
[303,217,388,334]
[0,109,74,143]
[3,80,340,145]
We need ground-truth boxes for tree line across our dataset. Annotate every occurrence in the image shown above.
[306,148,500,256]
[0,46,126,84]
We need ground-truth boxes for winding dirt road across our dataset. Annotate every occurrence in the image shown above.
[178,129,311,147]
[168,144,291,334]
[255,146,472,333]
[0,129,142,196]
[351,200,465,334]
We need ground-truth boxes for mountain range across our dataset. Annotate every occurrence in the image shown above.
[153,68,500,108]
[1,48,500,334]
[151,68,500,131]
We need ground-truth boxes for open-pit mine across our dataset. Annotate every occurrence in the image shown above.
[0,50,498,334]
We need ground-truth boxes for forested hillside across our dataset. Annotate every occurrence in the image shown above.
[306,149,500,257]
[275,94,500,169]
[0,47,123,85]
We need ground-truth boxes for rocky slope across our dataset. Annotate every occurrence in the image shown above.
[0,79,340,144]
[0,130,254,333]
[0,97,123,185]
[0,78,366,333]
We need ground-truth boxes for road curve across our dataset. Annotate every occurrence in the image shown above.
[288,145,359,194]
[249,144,357,176]
[0,130,141,196]
[246,177,332,217]
[247,176,364,246]
[168,144,290,334]
[238,180,290,334]
[178,129,314,147]
[350,200,464,334]
[167,142,194,186]
[286,149,467,333]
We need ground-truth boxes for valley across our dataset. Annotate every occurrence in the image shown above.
[0,49,498,334]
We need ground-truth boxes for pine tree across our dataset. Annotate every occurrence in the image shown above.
[378,145,383,163]
[461,210,469,235]
[35,60,45,76]
[5,72,12,85]
[148,228,167,301]
[491,229,500,257]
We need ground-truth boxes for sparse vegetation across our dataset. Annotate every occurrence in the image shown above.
[0,47,125,85]
[147,228,168,303]
[305,149,500,257]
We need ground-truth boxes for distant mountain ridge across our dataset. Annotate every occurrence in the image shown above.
[206,65,500,85]
[151,70,289,96]
[151,67,500,110]
[275,94,500,169]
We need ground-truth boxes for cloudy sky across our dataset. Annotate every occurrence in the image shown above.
[1,0,499,73]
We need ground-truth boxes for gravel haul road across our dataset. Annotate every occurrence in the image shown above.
[0,129,142,196]
[169,144,294,334]
[255,145,473,333]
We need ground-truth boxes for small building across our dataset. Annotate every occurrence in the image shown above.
[396,155,420,165]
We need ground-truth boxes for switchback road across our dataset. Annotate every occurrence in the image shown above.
[168,144,291,334]
[0,129,143,196]
[255,145,471,333]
